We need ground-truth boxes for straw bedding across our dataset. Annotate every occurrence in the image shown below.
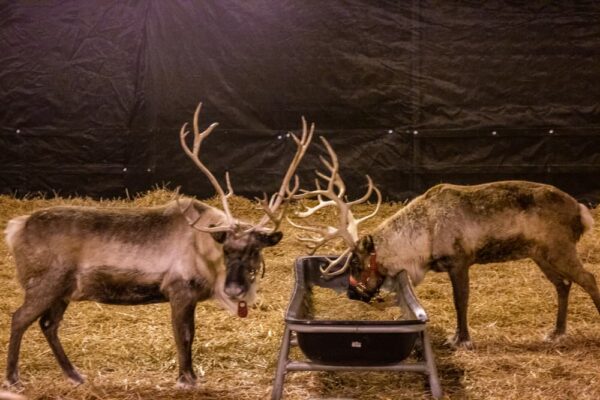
[0,189,599,399]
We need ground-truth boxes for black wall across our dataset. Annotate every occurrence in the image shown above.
[1,1,599,203]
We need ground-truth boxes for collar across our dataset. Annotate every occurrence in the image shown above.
[348,251,382,287]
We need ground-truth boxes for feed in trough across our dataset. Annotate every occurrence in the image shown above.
[308,286,403,321]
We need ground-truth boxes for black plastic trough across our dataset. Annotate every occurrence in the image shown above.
[271,255,442,399]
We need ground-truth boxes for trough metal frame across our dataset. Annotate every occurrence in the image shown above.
[271,256,443,399]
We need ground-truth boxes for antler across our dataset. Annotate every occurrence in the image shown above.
[288,136,382,276]
[179,102,235,230]
[253,117,315,232]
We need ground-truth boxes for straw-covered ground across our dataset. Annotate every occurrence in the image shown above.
[0,189,599,400]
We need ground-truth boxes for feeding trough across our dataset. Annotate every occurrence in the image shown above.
[272,255,442,399]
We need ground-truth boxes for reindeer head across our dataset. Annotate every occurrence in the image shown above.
[210,226,282,301]
[179,102,314,309]
[346,234,386,302]
[287,137,384,303]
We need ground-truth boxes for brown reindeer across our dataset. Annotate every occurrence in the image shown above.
[3,103,314,387]
[290,137,599,349]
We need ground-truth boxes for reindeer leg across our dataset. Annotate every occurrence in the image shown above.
[547,278,571,340]
[6,305,38,386]
[558,257,600,316]
[447,265,473,350]
[6,291,62,386]
[534,259,571,340]
[39,299,84,384]
[169,290,198,388]
[575,270,600,313]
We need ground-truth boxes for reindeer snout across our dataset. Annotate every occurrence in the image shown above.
[347,285,373,303]
[224,282,245,298]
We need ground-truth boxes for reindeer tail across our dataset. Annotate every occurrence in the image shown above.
[4,215,29,253]
[579,203,595,233]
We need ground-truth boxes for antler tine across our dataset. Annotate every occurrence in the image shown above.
[295,200,334,218]
[287,218,343,255]
[254,192,292,232]
[286,175,301,198]
[355,179,382,225]
[295,235,328,253]
[311,151,347,206]
[254,117,315,231]
[318,137,347,195]
[295,178,342,219]
[180,102,234,225]
[320,249,353,276]
[224,171,234,199]
[346,175,374,206]
[286,216,334,235]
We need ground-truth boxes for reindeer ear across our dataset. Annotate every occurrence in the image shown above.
[207,225,227,244]
[357,235,375,253]
[257,231,283,247]
[211,231,228,244]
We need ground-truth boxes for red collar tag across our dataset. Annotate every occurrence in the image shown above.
[369,252,377,272]
[349,252,379,289]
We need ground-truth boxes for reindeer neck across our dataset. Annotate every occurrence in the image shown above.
[368,200,432,284]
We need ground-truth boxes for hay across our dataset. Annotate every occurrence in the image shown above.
[308,287,403,321]
[0,190,599,399]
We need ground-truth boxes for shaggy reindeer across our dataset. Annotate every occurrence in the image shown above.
[3,103,314,387]
[290,137,599,349]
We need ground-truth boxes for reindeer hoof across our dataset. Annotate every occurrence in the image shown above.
[3,376,22,390]
[175,375,197,390]
[2,383,20,393]
[544,330,566,342]
[175,380,196,390]
[446,334,474,350]
[67,373,85,386]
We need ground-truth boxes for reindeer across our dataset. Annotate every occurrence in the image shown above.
[3,103,314,387]
[289,137,599,349]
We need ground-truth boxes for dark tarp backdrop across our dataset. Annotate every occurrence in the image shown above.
[1,1,599,203]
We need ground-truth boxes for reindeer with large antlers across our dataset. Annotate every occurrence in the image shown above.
[291,138,599,350]
[3,103,314,388]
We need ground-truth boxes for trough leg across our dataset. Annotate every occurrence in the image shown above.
[421,330,443,399]
[271,326,292,400]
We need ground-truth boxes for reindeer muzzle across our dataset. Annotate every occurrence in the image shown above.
[347,253,384,303]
